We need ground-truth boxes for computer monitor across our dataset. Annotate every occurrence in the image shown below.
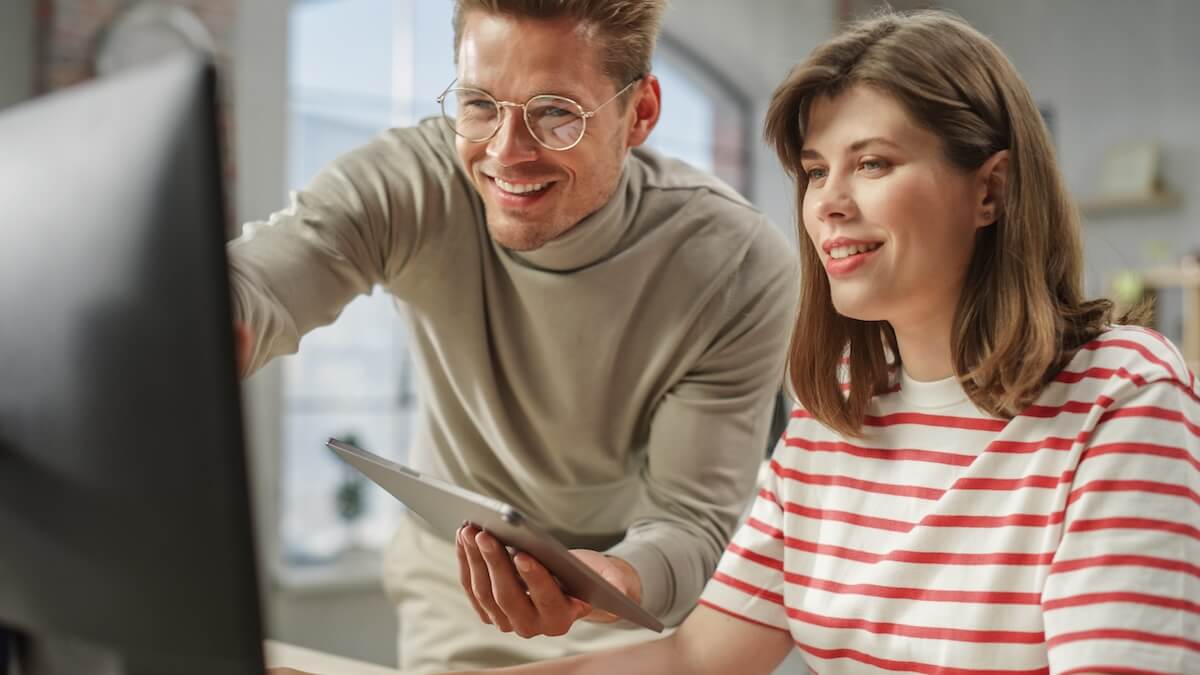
[0,55,264,675]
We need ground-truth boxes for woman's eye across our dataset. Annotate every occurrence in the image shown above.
[859,159,889,172]
[805,167,828,180]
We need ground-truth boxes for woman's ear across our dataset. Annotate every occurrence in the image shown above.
[625,75,661,148]
[975,149,1010,228]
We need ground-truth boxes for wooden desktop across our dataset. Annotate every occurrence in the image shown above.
[265,639,409,675]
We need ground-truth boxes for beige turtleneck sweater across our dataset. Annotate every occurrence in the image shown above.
[227,118,797,625]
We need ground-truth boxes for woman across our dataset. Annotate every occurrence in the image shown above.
[444,9,1200,674]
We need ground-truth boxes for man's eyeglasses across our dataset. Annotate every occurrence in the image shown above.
[436,76,643,152]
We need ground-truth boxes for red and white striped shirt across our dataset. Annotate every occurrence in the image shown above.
[699,326,1200,674]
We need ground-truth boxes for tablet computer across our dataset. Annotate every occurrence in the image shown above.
[326,438,665,633]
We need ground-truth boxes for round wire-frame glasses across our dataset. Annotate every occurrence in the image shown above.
[436,76,644,151]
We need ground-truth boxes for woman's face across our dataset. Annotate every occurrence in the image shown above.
[800,85,992,332]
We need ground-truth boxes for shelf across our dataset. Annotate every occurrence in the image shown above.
[1134,263,1200,373]
[1141,264,1200,288]
[1080,192,1181,218]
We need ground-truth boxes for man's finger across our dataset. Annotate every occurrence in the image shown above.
[455,526,491,624]
[460,525,511,632]
[513,552,586,636]
[475,530,538,635]
[513,552,570,614]
[568,550,637,624]
[233,321,253,377]
[568,597,593,621]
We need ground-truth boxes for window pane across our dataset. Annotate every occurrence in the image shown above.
[282,0,414,566]
[646,42,749,194]
[412,0,456,123]
[281,409,412,563]
[289,0,395,187]
[646,56,717,174]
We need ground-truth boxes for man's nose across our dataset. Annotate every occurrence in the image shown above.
[486,104,539,166]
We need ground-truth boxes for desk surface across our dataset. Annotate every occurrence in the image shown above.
[264,639,409,675]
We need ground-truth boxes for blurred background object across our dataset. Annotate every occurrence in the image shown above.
[1081,141,1181,216]
[93,2,217,75]
[1112,259,1200,374]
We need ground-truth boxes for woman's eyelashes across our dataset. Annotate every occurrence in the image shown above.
[858,157,891,174]
[802,156,892,184]
[804,165,829,181]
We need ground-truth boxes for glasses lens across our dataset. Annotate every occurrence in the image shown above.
[441,89,499,141]
[525,96,585,150]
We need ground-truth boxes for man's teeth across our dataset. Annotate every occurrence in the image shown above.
[495,178,550,195]
[829,243,881,260]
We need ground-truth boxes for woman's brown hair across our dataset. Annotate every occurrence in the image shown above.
[766,10,1130,437]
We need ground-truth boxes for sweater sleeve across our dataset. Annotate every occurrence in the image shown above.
[226,123,462,375]
[1043,360,1200,674]
[607,220,799,626]
[697,452,792,632]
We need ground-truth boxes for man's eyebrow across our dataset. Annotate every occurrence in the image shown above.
[455,80,492,94]
[456,81,588,103]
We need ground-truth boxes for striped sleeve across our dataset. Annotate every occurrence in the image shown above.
[697,449,790,632]
[1042,371,1200,674]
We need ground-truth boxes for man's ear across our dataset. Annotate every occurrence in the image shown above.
[975,149,1009,229]
[625,75,661,148]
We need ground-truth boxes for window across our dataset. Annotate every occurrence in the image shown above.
[280,0,752,567]
[280,0,413,564]
[647,34,752,196]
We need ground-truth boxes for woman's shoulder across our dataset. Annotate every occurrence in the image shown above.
[1067,324,1194,388]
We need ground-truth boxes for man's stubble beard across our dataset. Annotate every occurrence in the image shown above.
[485,213,563,251]
[484,128,628,252]
[486,168,625,252]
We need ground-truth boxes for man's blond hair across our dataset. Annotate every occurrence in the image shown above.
[452,0,667,87]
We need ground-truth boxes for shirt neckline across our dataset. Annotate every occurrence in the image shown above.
[897,368,969,409]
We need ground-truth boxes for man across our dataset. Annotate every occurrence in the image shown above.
[230,0,797,671]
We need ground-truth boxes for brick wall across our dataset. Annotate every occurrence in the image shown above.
[36,0,239,199]
[38,0,235,90]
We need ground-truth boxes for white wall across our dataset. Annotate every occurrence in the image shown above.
[957,0,1200,295]
[232,0,287,636]
[872,0,1200,296]
[233,0,288,582]
[0,0,35,111]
